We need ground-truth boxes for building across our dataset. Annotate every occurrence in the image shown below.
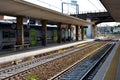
[113,28,120,33]
[97,26,113,36]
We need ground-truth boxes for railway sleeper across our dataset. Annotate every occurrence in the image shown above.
[1,42,98,80]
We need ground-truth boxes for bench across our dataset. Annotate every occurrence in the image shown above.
[13,44,30,51]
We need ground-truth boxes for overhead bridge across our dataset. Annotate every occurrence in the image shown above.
[71,11,115,24]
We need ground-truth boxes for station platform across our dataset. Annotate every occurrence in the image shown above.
[0,39,94,64]
[93,41,120,80]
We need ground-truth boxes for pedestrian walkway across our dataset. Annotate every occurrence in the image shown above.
[104,42,120,80]
[93,42,120,80]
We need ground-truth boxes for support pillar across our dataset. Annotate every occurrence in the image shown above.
[64,24,68,42]
[81,26,84,40]
[76,25,79,41]
[68,24,72,41]
[86,18,93,39]
[16,16,24,45]
[93,24,97,38]
[0,15,4,19]
[64,28,67,42]
[57,23,62,43]
[41,20,47,46]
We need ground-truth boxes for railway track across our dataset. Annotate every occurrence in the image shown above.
[0,42,92,69]
[0,42,97,80]
[80,43,115,80]
[49,42,115,80]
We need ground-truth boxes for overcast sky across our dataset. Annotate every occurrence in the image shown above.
[25,0,106,13]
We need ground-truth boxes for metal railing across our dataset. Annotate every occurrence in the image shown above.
[70,9,107,14]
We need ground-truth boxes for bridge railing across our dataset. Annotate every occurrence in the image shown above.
[70,10,107,15]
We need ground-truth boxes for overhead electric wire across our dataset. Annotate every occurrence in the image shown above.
[87,0,107,12]
[87,0,99,10]
[36,0,68,13]
[37,0,61,10]
[97,0,107,11]
[37,0,76,14]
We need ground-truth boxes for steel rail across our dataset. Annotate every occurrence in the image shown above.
[80,42,115,80]
[48,42,111,80]
[0,42,97,80]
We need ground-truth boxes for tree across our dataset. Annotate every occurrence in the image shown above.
[118,25,120,27]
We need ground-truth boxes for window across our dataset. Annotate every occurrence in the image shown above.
[3,31,9,38]
[24,31,29,37]
[9,31,15,38]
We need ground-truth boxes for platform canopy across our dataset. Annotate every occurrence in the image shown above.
[0,0,93,26]
[100,0,120,22]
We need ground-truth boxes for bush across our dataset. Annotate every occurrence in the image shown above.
[26,76,37,80]
[13,60,18,65]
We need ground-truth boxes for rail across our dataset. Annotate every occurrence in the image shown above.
[80,42,115,80]
[0,42,96,79]
[48,42,111,80]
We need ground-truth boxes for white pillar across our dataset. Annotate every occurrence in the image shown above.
[86,18,93,39]
[72,25,76,41]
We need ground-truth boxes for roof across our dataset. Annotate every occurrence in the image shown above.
[100,0,120,22]
[0,0,93,26]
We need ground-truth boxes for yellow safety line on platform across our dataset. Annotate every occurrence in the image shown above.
[104,43,120,80]
[77,43,87,48]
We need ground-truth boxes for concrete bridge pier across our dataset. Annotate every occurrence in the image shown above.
[86,18,94,39]
[93,24,97,38]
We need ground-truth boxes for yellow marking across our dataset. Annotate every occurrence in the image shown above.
[77,43,87,48]
[81,45,105,61]
[104,43,120,80]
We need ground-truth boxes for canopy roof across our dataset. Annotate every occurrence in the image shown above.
[101,0,120,22]
[0,0,93,26]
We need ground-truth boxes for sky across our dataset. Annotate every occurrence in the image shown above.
[25,0,106,14]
